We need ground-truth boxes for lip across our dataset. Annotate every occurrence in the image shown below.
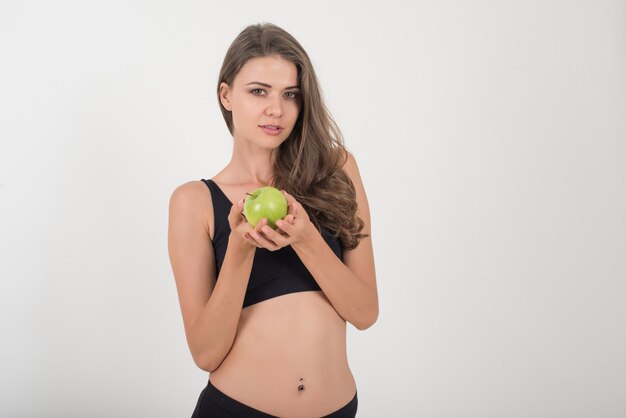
[259,125,284,136]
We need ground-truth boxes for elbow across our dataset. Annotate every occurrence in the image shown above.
[354,289,379,331]
[189,332,233,373]
[192,353,212,372]
[354,308,379,331]
[354,319,375,331]
[192,349,221,373]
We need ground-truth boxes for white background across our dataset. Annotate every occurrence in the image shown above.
[1,1,625,417]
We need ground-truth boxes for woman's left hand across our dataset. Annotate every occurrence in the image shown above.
[246,190,315,250]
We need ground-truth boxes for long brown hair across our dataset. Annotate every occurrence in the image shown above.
[217,22,368,250]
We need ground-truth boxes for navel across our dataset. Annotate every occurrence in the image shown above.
[297,377,305,392]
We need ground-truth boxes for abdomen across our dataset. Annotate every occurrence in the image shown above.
[209,290,357,417]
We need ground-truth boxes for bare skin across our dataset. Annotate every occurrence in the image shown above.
[170,54,372,417]
[204,178,357,417]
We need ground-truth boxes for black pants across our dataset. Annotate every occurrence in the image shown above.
[191,378,358,418]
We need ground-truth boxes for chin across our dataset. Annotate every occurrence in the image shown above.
[254,138,285,150]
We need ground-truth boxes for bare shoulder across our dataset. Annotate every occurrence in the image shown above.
[170,180,211,204]
[339,150,371,235]
[339,150,360,185]
[338,149,378,329]
[168,179,217,342]
[169,180,213,236]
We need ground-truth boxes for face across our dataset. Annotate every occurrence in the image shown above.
[219,55,301,149]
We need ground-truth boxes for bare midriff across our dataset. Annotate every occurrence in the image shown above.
[208,290,357,418]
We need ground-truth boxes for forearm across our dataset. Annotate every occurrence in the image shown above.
[189,235,255,372]
[292,226,377,330]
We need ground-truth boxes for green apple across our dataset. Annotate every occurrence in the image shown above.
[243,186,288,229]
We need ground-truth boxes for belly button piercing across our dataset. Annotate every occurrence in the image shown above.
[298,384,305,391]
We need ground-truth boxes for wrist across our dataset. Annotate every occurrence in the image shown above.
[228,233,256,255]
[293,221,320,250]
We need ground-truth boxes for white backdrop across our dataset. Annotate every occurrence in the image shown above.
[1,1,624,417]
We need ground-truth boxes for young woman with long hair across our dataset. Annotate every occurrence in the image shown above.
[168,22,378,418]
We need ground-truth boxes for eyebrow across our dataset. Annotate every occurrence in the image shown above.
[246,81,301,90]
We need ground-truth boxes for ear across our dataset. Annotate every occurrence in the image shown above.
[219,82,232,111]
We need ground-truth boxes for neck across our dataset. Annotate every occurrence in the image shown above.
[227,137,277,185]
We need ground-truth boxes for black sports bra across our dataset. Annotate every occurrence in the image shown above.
[201,179,343,308]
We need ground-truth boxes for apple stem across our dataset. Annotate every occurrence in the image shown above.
[245,192,253,197]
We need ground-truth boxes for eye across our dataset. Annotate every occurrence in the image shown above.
[250,89,300,100]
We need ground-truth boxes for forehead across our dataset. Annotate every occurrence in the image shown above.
[235,55,298,87]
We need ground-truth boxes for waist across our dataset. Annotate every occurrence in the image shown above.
[209,291,356,413]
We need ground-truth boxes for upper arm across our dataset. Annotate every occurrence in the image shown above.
[168,181,216,339]
[341,151,378,304]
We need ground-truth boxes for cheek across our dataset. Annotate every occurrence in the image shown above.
[238,99,261,115]
[287,103,301,121]
[231,101,260,126]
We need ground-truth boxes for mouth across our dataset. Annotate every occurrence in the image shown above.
[259,125,284,134]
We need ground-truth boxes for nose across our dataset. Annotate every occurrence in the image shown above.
[265,95,283,117]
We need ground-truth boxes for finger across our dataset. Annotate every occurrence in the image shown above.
[291,202,309,221]
[255,232,280,251]
[295,201,306,214]
[244,233,260,248]
[286,202,296,218]
[251,221,280,250]
[281,190,294,204]
[228,198,246,228]
[261,223,288,246]
[284,190,306,213]
[276,219,293,235]
[280,190,298,215]
[248,231,268,248]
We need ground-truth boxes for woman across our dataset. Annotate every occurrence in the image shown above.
[168,22,378,418]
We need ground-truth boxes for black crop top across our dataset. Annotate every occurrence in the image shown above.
[201,179,343,308]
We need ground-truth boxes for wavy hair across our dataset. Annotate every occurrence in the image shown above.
[217,22,368,250]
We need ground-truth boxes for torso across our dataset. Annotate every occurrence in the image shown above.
[203,177,357,418]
